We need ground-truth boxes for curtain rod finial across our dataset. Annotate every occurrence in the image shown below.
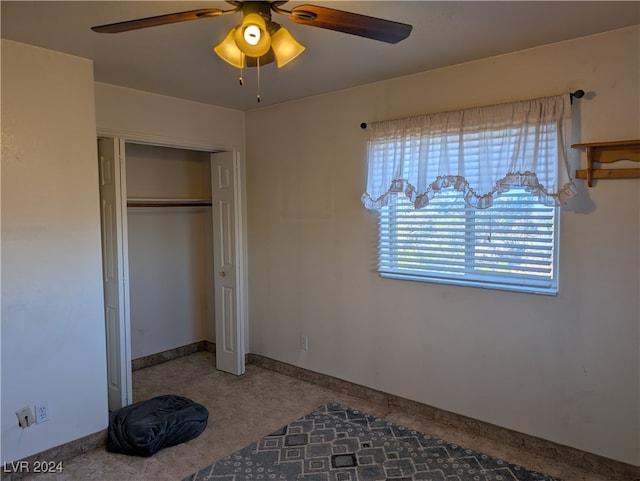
[360,122,367,129]
[570,90,585,104]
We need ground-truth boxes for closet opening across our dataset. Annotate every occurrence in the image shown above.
[126,142,215,366]
[98,138,245,412]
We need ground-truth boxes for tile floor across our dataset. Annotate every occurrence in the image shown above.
[20,352,617,480]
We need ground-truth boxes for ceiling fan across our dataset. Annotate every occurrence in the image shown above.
[92,1,413,69]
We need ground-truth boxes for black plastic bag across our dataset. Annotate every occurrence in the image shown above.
[107,394,209,457]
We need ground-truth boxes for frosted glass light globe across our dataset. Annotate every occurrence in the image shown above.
[243,25,261,46]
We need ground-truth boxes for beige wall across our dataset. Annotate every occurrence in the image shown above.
[245,26,640,465]
[94,82,245,151]
[1,40,108,462]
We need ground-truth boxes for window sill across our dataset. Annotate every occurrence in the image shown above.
[379,272,558,296]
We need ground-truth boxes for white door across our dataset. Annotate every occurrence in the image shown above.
[211,151,245,375]
[98,138,132,410]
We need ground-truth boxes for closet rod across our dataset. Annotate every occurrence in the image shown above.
[127,201,212,208]
[359,89,586,129]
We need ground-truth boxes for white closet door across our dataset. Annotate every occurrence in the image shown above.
[211,151,245,375]
[98,138,132,410]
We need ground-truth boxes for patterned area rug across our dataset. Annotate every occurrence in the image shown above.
[183,402,562,481]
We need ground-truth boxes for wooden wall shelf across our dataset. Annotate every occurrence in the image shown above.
[572,139,640,187]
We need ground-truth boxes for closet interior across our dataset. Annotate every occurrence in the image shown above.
[125,142,215,361]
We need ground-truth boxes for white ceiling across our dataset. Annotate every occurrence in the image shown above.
[2,1,639,111]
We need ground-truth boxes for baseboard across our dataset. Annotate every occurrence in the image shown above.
[131,340,215,371]
[248,353,640,481]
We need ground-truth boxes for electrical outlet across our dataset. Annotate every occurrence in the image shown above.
[16,406,35,428]
[35,401,50,424]
[300,335,309,351]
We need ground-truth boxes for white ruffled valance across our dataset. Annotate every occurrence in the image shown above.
[362,94,577,210]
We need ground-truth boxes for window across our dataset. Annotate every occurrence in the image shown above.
[362,94,576,294]
[379,188,559,294]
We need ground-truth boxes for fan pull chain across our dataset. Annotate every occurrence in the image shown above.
[239,54,245,86]
[256,58,261,103]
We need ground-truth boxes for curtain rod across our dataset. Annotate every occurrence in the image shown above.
[360,90,585,129]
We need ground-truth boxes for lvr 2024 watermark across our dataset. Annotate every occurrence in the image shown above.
[3,460,63,474]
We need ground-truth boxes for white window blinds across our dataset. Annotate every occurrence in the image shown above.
[378,188,559,293]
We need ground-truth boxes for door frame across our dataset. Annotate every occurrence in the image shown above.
[98,129,249,404]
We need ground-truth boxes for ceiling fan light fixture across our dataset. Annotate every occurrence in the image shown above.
[91,1,413,102]
[214,27,244,68]
[234,13,271,57]
[270,26,305,68]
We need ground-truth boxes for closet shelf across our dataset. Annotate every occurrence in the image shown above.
[572,139,640,187]
[127,198,212,208]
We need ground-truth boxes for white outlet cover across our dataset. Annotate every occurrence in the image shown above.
[35,401,50,424]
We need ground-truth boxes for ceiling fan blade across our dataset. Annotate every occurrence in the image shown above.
[289,4,412,44]
[91,8,224,33]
